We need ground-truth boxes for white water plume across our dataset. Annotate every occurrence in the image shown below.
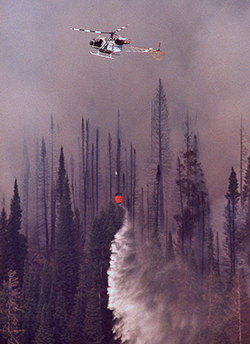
[108,212,203,344]
[108,213,171,344]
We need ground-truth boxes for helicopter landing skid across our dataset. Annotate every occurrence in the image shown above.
[90,51,114,59]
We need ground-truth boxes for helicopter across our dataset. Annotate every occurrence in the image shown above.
[70,24,165,60]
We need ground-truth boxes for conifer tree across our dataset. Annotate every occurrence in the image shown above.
[150,78,171,237]
[69,264,88,344]
[6,180,27,285]
[50,116,57,258]
[86,201,124,344]
[37,262,53,320]
[224,269,250,344]
[84,284,103,344]
[224,167,240,279]
[0,208,8,285]
[0,270,24,344]
[22,140,30,240]
[54,175,79,315]
[34,305,54,344]
[56,147,66,205]
[39,137,50,260]
[21,269,40,344]
[242,155,250,251]
[175,132,209,276]
[53,291,69,344]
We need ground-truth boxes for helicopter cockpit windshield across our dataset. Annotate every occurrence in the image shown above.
[90,38,104,48]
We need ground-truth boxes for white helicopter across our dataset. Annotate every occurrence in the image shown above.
[70,24,165,60]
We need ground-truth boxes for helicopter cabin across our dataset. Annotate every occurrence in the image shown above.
[90,38,104,48]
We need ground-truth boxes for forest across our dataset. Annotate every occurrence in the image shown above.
[0,78,250,344]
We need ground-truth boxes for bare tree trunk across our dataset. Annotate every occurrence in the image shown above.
[116,111,121,194]
[96,127,99,214]
[91,143,95,219]
[50,116,56,258]
[108,132,113,201]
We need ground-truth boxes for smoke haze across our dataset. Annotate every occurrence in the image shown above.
[1,0,250,223]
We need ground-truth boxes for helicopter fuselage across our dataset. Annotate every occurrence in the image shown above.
[89,36,129,57]
[70,24,165,60]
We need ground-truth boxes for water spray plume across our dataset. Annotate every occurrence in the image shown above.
[108,211,204,343]
[108,212,168,343]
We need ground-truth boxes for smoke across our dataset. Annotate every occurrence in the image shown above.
[1,0,250,221]
[108,212,204,344]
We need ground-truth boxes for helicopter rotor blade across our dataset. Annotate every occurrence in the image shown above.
[70,27,106,34]
[70,24,130,36]
[115,24,130,33]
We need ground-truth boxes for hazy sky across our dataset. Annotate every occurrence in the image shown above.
[1,0,250,227]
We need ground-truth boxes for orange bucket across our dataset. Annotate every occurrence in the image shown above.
[114,193,123,204]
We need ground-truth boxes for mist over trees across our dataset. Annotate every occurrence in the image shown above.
[0,79,250,343]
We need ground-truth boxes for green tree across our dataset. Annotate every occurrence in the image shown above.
[69,264,88,344]
[0,208,8,285]
[242,155,250,251]
[54,175,79,315]
[86,202,124,344]
[34,305,54,344]
[39,137,50,260]
[21,267,40,344]
[84,284,103,344]
[150,78,172,237]
[22,140,30,240]
[56,147,66,205]
[175,131,210,278]
[224,168,240,279]
[53,291,69,344]
[36,262,53,323]
[6,180,27,285]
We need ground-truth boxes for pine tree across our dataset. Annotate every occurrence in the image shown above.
[202,227,225,343]
[242,155,250,251]
[39,137,50,260]
[108,132,113,201]
[174,131,210,277]
[224,167,240,279]
[53,291,69,344]
[54,175,79,315]
[150,78,171,237]
[224,269,250,344]
[84,284,103,344]
[21,268,40,344]
[56,147,66,205]
[37,262,53,318]
[22,140,30,240]
[86,202,124,344]
[50,116,57,258]
[0,208,8,285]
[69,264,88,344]
[6,180,27,285]
[0,270,24,344]
[34,305,54,344]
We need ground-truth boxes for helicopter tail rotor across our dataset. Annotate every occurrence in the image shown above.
[149,43,165,60]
